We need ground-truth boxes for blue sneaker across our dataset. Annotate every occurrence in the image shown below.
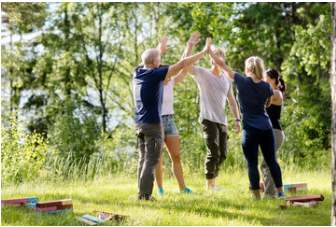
[157,187,164,196]
[181,187,192,194]
[277,191,285,199]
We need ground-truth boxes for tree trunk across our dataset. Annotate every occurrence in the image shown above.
[331,2,336,226]
[63,4,72,99]
[97,4,107,132]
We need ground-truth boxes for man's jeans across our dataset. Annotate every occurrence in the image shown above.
[136,123,163,198]
[201,119,228,179]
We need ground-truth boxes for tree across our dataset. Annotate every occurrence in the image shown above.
[1,3,47,121]
[331,2,336,225]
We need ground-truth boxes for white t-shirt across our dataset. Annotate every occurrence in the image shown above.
[191,66,231,125]
[161,78,175,115]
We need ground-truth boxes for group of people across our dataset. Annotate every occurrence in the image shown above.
[132,32,286,201]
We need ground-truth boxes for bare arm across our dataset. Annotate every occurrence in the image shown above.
[227,87,240,121]
[227,87,241,132]
[270,90,283,105]
[165,37,210,83]
[208,46,235,80]
[169,32,201,84]
[157,36,168,55]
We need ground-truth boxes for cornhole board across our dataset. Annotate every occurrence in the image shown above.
[292,201,320,207]
[286,194,324,204]
[1,197,38,208]
[36,199,72,208]
[35,204,73,212]
[76,214,104,225]
[95,210,128,222]
[284,183,308,193]
[35,199,73,214]
[280,199,321,209]
[76,216,97,225]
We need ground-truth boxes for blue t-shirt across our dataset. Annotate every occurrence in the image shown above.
[234,72,273,130]
[133,65,169,124]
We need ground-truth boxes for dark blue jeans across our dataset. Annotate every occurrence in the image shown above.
[242,126,283,190]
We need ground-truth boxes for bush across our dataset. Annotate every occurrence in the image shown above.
[47,102,101,179]
[1,115,47,184]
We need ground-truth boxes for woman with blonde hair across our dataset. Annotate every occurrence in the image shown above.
[208,49,284,199]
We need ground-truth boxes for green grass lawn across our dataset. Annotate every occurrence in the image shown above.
[1,169,331,226]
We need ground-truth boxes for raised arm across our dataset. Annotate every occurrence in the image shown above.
[165,37,211,83]
[208,44,235,80]
[173,32,201,84]
[227,87,241,133]
[157,36,168,55]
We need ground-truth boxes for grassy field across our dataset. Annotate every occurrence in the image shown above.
[1,169,331,226]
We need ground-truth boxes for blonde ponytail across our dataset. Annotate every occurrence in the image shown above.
[245,56,266,81]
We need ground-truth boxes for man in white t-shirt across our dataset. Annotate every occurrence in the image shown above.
[182,45,241,191]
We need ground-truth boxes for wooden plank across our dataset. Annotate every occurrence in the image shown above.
[284,183,308,193]
[292,201,320,207]
[2,199,27,205]
[35,204,73,212]
[35,206,58,212]
[56,204,73,210]
[82,214,104,224]
[2,197,38,206]
[76,217,97,226]
[95,210,128,222]
[286,194,324,203]
[36,199,72,208]
[45,208,72,214]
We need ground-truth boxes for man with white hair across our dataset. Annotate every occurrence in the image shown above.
[133,36,211,201]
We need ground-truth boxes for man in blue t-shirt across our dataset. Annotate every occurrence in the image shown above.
[133,36,211,200]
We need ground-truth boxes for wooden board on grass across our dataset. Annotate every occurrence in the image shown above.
[35,204,73,212]
[76,216,97,226]
[286,194,324,203]
[36,199,72,208]
[1,197,38,206]
[95,210,128,222]
[284,183,308,193]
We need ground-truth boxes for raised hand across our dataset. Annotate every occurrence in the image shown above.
[204,37,212,52]
[188,31,201,46]
[158,36,168,54]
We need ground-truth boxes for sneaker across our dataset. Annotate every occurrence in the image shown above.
[277,191,285,199]
[138,194,156,201]
[181,187,192,194]
[157,187,164,197]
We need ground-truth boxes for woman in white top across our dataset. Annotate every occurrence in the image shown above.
[155,33,201,195]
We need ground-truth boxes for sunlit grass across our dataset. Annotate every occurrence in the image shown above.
[1,169,331,226]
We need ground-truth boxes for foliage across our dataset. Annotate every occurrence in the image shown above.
[280,13,332,165]
[46,101,101,178]
[0,2,333,183]
[1,115,48,184]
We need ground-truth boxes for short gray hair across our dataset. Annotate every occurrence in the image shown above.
[141,48,160,66]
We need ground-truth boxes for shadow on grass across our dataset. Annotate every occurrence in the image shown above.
[2,186,331,226]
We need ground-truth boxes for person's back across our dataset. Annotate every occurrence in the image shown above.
[133,36,211,201]
[234,74,273,130]
[133,66,168,124]
[206,52,284,199]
